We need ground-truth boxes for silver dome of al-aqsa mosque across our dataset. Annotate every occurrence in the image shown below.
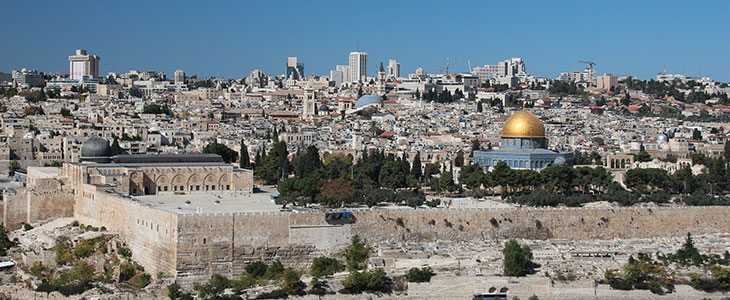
[80,137,112,162]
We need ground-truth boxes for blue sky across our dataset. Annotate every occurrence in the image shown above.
[1,0,728,81]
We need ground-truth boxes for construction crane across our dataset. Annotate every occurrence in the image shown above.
[579,60,597,86]
[579,60,596,70]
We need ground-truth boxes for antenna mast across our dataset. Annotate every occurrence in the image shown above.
[445,49,450,74]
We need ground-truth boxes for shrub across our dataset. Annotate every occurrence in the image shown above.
[245,261,268,278]
[405,267,435,283]
[23,223,33,231]
[342,268,387,293]
[265,260,284,279]
[36,282,88,296]
[603,255,673,294]
[120,263,136,282]
[503,239,533,277]
[29,262,47,278]
[308,276,328,295]
[71,220,79,227]
[98,242,108,254]
[118,247,132,258]
[70,262,95,285]
[345,236,371,270]
[58,252,75,265]
[231,274,257,293]
[280,269,305,296]
[73,240,96,258]
[167,283,182,299]
[207,274,230,295]
[54,236,73,264]
[310,257,345,277]
[425,199,440,208]
[138,273,152,288]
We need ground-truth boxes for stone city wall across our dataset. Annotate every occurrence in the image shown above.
[26,189,74,226]
[63,190,730,285]
[1,181,74,231]
[340,206,730,242]
[175,211,316,284]
[2,188,27,230]
[171,206,730,283]
[74,184,179,278]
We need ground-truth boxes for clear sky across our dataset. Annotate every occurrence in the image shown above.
[1,0,728,81]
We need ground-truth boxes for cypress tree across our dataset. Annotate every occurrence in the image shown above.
[412,152,422,180]
[110,139,121,155]
[239,140,251,169]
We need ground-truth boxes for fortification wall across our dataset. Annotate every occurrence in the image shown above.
[340,206,730,242]
[175,211,316,284]
[63,193,730,285]
[26,189,74,226]
[2,188,27,230]
[74,185,179,278]
[165,206,730,283]
[1,184,74,231]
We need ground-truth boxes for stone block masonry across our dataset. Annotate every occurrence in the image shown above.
[49,186,730,284]
[340,207,730,242]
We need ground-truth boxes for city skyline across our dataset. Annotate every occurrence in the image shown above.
[1,1,728,81]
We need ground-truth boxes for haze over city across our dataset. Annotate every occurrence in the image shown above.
[1,0,729,81]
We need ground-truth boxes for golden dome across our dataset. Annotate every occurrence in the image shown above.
[501,110,545,138]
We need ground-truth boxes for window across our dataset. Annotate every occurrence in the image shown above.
[196,185,200,191]
[211,186,215,190]
[202,238,207,244]
[226,185,230,190]
[164,186,168,191]
[174,186,177,191]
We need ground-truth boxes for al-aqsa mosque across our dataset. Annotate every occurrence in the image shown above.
[473,110,573,170]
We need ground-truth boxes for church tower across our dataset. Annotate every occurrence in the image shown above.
[302,84,316,120]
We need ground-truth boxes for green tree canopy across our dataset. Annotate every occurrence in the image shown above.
[202,142,238,163]
[503,239,533,277]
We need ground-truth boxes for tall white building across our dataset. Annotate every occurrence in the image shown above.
[386,58,400,79]
[558,69,594,83]
[68,49,100,80]
[330,69,343,87]
[174,69,186,84]
[472,58,526,83]
[348,52,367,82]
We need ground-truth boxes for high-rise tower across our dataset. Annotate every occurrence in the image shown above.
[348,52,367,82]
[69,49,100,80]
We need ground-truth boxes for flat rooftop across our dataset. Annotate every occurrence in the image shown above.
[133,191,281,215]
[27,167,60,178]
